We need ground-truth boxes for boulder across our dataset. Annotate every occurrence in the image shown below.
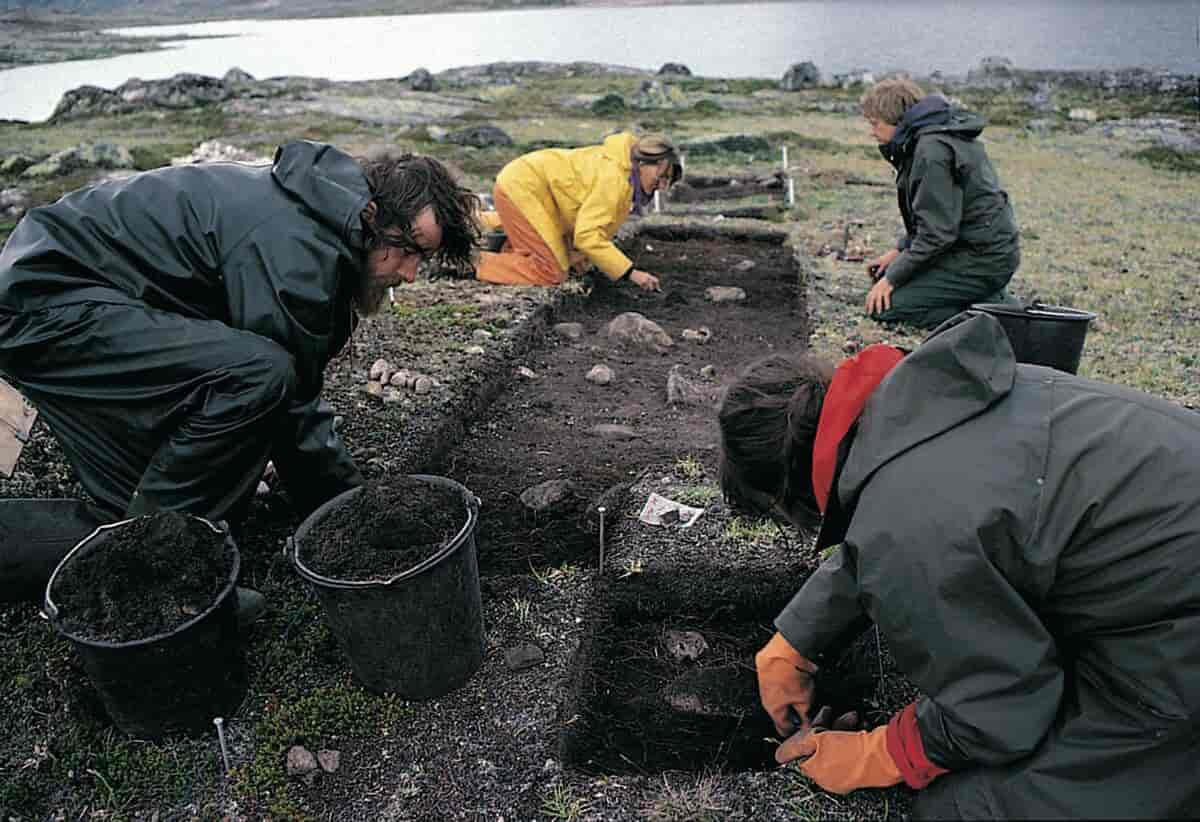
[1068,108,1098,123]
[586,364,614,385]
[0,187,31,218]
[657,62,692,77]
[520,479,578,513]
[604,312,673,353]
[408,67,438,92]
[22,143,135,179]
[171,140,265,165]
[0,154,38,176]
[445,125,513,148]
[50,72,232,121]
[780,61,821,91]
[632,79,688,110]
[222,67,256,88]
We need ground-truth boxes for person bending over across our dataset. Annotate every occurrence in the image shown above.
[862,79,1021,328]
[0,140,480,527]
[475,132,680,291]
[718,313,1200,818]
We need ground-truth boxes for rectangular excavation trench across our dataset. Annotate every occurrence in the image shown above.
[427,221,808,576]
[557,566,876,774]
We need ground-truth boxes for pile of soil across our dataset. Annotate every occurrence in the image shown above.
[50,511,233,643]
[301,476,466,581]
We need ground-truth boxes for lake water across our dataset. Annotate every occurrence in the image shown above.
[1,0,1197,122]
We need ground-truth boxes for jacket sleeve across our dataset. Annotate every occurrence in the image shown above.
[227,217,349,403]
[850,485,1064,771]
[271,392,363,518]
[884,140,963,287]
[774,544,871,659]
[573,176,634,280]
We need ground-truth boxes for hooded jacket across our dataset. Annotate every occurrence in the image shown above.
[880,97,1020,288]
[0,141,369,509]
[496,132,637,280]
[0,140,369,403]
[776,314,1200,816]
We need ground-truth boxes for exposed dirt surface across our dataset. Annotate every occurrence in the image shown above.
[559,566,874,775]
[49,511,233,643]
[436,229,805,577]
[300,477,467,581]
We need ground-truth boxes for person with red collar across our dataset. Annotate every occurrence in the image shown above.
[717,313,1200,818]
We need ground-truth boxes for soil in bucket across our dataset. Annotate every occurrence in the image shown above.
[51,511,234,643]
[45,511,247,739]
[301,476,464,581]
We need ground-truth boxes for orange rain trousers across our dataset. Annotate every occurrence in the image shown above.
[475,186,568,287]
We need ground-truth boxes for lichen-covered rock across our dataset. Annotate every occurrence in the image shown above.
[286,745,319,784]
[22,143,134,179]
[605,312,673,353]
[705,286,747,303]
[586,364,613,385]
[657,62,692,77]
[408,67,437,92]
[520,479,578,512]
[445,125,513,148]
[780,61,821,91]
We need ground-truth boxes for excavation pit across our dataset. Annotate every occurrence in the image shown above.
[433,221,806,576]
[558,566,874,775]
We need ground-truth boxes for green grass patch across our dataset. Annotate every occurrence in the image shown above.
[391,301,487,330]
[1132,145,1200,174]
[234,685,409,819]
[721,516,778,546]
[672,484,720,507]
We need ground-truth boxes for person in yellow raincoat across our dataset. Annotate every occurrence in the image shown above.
[475,132,680,291]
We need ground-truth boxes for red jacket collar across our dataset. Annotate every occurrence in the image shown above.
[811,345,905,514]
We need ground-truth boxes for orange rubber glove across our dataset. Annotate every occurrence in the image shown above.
[777,725,903,795]
[755,631,818,736]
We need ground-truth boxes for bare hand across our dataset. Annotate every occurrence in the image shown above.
[629,269,661,292]
[866,249,900,282]
[866,277,895,316]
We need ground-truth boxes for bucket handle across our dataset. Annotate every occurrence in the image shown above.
[288,483,482,588]
[42,514,229,622]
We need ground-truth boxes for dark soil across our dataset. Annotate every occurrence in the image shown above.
[435,229,805,576]
[560,566,875,775]
[49,511,233,643]
[300,476,466,581]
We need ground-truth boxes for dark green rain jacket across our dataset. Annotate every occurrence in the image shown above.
[0,141,368,507]
[777,314,1200,817]
[882,97,1020,289]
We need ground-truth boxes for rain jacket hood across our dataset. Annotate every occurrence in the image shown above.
[880,95,985,168]
[272,141,371,250]
[836,314,1015,511]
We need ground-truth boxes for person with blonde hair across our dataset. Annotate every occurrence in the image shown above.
[860,78,1020,328]
[475,132,681,290]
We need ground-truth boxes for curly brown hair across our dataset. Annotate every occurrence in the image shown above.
[357,152,481,273]
[717,352,835,530]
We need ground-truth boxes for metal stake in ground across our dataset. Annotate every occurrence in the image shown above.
[597,506,606,572]
[214,716,232,776]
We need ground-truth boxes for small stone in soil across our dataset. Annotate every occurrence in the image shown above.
[317,749,341,773]
[287,745,319,784]
[663,628,709,661]
[504,642,545,671]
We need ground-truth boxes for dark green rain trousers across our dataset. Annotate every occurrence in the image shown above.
[0,141,366,523]
[778,314,1200,818]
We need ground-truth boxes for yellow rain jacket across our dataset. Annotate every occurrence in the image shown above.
[496,132,637,280]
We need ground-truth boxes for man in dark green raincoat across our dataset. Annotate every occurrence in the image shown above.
[863,79,1021,328]
[719,314,1200,818]
[0,140,480,527]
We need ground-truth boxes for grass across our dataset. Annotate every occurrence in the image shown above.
[541,783,589,820]
[721,516,779,546]
[643,772,730,821]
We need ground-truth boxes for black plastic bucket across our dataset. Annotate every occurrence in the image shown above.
[289,475,484,698]
[43,515,247,739]
[970,301,1097,374]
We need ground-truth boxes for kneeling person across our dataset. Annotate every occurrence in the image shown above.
[862,79,1021,328]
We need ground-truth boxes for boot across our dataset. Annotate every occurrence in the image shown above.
[0,498,111,604]
[235,586,266,630]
